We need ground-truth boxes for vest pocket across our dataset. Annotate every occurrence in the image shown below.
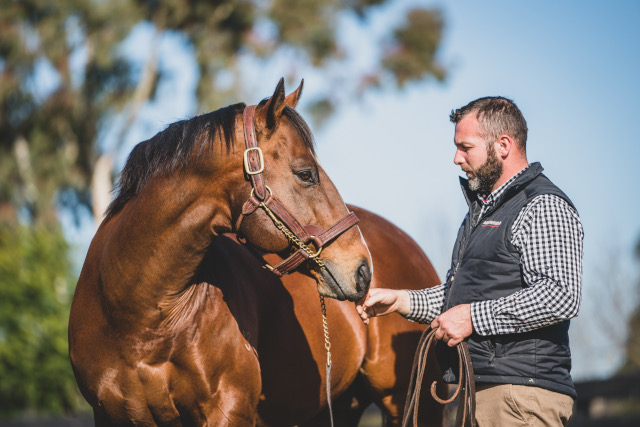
[494,336,510,358]
[468,336,496,366]
[487,339,497,364]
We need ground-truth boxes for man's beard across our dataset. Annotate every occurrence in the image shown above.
[465,144,503,194]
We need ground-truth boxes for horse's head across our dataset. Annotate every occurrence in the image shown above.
[233,79,372,301]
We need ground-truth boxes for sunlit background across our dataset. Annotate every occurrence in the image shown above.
[1,0,639,424]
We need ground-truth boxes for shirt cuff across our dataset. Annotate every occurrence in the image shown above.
[471,300,497,336]
[405,289,430,324]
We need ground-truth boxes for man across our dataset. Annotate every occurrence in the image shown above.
[356,97,583,426]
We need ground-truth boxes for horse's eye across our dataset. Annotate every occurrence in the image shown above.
[296,170,315,183]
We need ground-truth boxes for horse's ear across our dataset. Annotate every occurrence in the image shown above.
[284,79,304,109]
[262,78,286,130]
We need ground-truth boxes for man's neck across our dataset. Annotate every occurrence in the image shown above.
[490,160,529,193]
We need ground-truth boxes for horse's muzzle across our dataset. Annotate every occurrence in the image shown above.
[355,260,372,299]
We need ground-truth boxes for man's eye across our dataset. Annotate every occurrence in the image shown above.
[296,170,314,183]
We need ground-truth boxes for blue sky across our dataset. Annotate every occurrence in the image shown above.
[66,1,640,381]
[314,0,640,380]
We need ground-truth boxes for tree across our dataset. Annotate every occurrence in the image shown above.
[0,0,446,225]
[0,0,139,225]
[0,224,84,417]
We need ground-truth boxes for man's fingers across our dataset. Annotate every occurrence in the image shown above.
[361,293,384,311]
[431,318,440,331]
[355,289,401,324]
[356,299,376,323]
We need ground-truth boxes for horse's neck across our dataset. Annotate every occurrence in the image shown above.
[99,173,234,322]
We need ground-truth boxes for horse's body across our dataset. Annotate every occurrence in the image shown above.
[209,205,444,426]
[69,80,443,426]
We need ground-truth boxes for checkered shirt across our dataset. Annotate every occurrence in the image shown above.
[406,165,584,336]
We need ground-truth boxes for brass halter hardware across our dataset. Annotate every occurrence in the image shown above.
[236,104,359,277]
[243,147,264,175]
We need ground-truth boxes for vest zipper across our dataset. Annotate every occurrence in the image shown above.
[446,204,485,308]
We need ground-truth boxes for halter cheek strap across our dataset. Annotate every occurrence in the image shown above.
[236,105,359,276]
[242,105,267,200]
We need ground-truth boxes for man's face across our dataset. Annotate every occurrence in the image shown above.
[453,114,503,194]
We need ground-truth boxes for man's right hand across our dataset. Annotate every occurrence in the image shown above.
[355,288,411,324]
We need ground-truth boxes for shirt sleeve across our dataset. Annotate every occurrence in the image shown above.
[470,194,584,336]
[404,281,447,324]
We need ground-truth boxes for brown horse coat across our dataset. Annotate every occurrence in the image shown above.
[69,205,444,426]
[69,80,442,426]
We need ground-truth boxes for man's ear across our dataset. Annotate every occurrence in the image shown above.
[497,134,512,158]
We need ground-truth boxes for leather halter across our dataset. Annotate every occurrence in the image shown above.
[236,105,359,277]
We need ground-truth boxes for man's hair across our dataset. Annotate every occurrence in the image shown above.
[449,96,528,151]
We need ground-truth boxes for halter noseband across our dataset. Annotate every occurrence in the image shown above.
[235,105,359,276]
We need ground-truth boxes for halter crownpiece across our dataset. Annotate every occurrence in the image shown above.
[237,105,359,276]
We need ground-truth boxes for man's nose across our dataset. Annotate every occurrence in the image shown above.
[453,149,464,165]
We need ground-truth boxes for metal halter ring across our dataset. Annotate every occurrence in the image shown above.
[305,236,323,259]
[250,185,272,199]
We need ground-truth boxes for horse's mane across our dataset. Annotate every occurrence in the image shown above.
[105,102,315,219]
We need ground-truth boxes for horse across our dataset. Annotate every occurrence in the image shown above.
[69,79,444,426]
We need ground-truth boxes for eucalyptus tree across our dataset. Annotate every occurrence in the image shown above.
[0,0,445,225]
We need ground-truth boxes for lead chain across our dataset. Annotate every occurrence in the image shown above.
[258,202,331,364]
[259,202,326,269]
[320,295,332,366]
[259,200,334,424]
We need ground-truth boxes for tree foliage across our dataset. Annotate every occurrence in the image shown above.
[0,0,446,224]
[0,224,84,417]
[1,0,138,224]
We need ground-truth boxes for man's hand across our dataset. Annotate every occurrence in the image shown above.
[355,288,410,325]
[431,304,473,347]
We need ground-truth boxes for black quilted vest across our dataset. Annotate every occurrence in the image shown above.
[436,163,577,398]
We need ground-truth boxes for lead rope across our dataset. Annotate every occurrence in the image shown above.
[402,328,476,427]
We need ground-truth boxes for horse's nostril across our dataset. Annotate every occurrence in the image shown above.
[356,261,372,291]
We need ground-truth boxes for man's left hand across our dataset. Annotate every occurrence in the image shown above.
[431,304,473,347]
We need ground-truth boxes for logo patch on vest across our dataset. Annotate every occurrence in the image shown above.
[481,220,502,228]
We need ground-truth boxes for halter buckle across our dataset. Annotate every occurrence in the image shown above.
[244,147,264,175]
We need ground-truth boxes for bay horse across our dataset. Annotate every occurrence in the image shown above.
[69,79,443,425]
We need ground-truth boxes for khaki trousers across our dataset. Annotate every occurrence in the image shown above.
[474,384,574,427]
